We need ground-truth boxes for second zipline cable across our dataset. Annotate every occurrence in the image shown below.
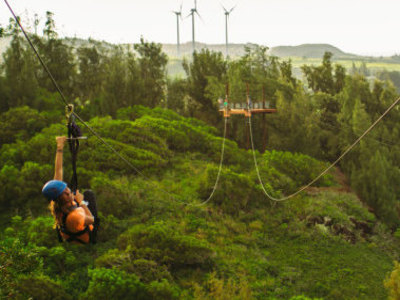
[248,95,400,202]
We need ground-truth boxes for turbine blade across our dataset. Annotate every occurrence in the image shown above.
[222,4,228,13]
[229,5,236,13]
[196,10,204,23]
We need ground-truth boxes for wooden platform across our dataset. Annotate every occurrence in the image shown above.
[219,108,277,117]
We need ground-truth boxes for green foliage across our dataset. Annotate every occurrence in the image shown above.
[134,37,168,108]
[90,175,140,218]
[0,235,44,298]
[117,221,214,269]
[263,150,334,188]
[147,279,181,299]
[301,52,345,95]
[183,49,227,124]
[15,274,72,300]
[289,296,323,300]
[384,261,400,300]
[167,77,187,113]
[25,216,56,248]
[82,267,149,300]
[198,165,254,214]
[96,252,172,283]
[193,272,252,300]
[0,106,48,145]
[1,20,39,111]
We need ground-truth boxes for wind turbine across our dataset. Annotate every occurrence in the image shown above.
[187,0,202,53]
[172,4,183,56]
[222,5,235,57]
[34,13,40,36]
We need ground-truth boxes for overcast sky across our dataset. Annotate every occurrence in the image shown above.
[1,0,399,56]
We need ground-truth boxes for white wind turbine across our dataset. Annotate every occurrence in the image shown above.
[172,4,183,56]
[187,0,203,53]
[222,5,236,57]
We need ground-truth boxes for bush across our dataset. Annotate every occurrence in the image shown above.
[117,221,214,269]
[147,279,181,299]
[0,106,48,146]
[384,261,400,300]
[96,250,172,283]
[198,165,253,214]
[263,150,333,188]
[82,267,149,300]
[15,274,72,300]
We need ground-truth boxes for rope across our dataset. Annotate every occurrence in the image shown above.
[4,0,227,206]
[196,116,227,206]
[249,96,400,202]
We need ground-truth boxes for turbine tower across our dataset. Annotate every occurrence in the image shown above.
[223,5,235,57]
[187,0,202,53]
[172,4,183,56]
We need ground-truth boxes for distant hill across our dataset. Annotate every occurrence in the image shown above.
[161,41,255,58]
[268,43,359,59]
[0,35,372,61]
[161,41,360,59]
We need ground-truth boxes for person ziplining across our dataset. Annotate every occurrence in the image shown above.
[42,105,100,244]
[42,136,100,244]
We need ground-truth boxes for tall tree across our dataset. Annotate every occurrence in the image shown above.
[302,52,345,95]
[2,17,38,110]
[183,49,227,124]
[33,11,76,97]
[134,38,168,108]
[76,44,106,101]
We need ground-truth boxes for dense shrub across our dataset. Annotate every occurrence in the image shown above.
[198,165,254,214]
[384,261,400,300]
[15,274,72,300]
[82,267,149,300]
[117,221,214,269]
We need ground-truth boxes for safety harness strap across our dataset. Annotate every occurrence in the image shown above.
[66,105,82,194]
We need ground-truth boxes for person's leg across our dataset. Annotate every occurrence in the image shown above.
[83,190,100,243]
[83,190,97,218]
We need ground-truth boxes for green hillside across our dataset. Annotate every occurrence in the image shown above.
[1,106,399,299]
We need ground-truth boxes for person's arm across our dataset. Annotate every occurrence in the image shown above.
[54,136,67,180]
[75,190,94,225]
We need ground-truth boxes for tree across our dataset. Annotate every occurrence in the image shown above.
[101,46,128,116]
[183,49,227,124]
[166,77,186,113]
[33,11,76,97]
[2,17,38,110]
[76,44,106,101]
[0,106,47,145]
[134,38,168,108]
[301,52,345,95]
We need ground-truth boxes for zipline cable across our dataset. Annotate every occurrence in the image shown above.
[249,96,400,202]
[4,0,227,206]
[316,119,400,148]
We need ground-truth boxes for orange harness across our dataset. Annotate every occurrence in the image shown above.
[56,202,92,244]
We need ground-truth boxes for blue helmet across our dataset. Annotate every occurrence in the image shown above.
[42,180,67,201]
